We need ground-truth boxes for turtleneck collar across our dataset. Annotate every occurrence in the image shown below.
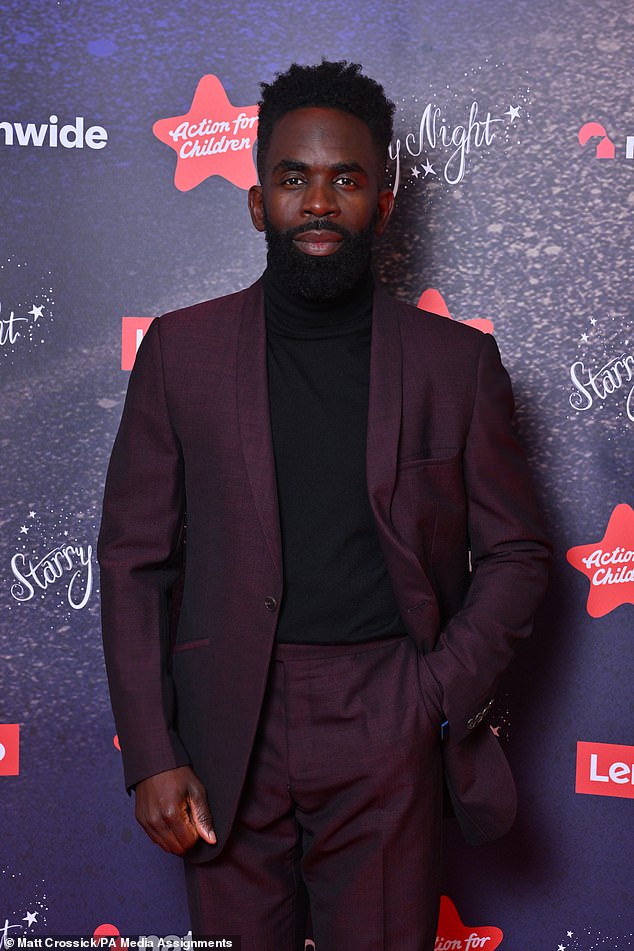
[263,264,374,340]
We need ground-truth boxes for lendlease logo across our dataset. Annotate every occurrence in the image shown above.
[0,724,20,776]
[122,317,155,370]
[578,120,634,161]
[0,115,108,149]
[576,741,634,799]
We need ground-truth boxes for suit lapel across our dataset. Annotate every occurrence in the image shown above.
[367,285,438,615]
[236,281,282,576]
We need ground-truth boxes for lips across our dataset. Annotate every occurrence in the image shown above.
[293,230,343,256]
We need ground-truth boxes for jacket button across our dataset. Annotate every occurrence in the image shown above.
[264,596,278,612]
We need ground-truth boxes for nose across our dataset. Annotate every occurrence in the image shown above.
[302,178,338,217]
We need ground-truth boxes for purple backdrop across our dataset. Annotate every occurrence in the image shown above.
[1,1,632,948]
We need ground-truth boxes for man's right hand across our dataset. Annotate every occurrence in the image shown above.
[134,765,217,854]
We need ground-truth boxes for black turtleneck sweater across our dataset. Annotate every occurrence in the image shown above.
[263,267,404,645]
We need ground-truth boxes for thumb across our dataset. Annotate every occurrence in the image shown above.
[187,786,217,845]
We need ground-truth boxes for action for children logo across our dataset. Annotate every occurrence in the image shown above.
[0,257,55,362]
[418,288,494,335]
[153,75,258,191]
[389,62,529,195]
[566,504,634,618]
[9,508,95,614]
[433,896,502,950]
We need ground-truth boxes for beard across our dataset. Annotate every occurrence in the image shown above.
[263,211,375,301]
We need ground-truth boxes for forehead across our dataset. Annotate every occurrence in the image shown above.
[263,107,378,176]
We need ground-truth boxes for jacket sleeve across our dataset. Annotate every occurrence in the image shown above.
[98,318,190,789]
[422,333,551,744]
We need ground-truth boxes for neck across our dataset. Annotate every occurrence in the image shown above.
[263,264,373,339]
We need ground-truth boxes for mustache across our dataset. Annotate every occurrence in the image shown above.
[286,220,352,239]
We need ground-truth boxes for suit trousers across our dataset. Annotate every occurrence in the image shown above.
[184,634,443,950]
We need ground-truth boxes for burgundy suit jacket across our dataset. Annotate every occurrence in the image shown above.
[98,278,550,859]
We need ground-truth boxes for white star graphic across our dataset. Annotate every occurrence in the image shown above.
[421,159,437,177]
[28,511,37,519]
[20,525,29,535]
[28,305,44,321]
[411,166,420,178]
[505,105,521,122]
[589,317,597,326]
[567,933,573,939]
[558,944,566,950]
[580,333,589,343]
[23,912,38,926]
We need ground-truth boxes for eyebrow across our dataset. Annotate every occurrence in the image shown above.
[271,159,369,176]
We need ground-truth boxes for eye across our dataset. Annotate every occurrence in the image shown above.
[334,175,358,188]
[280,174,305,187]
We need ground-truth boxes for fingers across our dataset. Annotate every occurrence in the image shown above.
[134,766,216,854]
[188,785,217,845]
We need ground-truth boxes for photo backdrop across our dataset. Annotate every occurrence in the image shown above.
[1,1,632,948]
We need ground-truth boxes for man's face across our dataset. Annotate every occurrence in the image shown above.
[248,107,394,300]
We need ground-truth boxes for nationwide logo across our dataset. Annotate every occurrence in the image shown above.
[578,120,634,161]
[418,289,494,335]
[566,504,634,617]
[0,115,108,149]
[153,75,258,191]
[0,724,20,776]
[433,895,503,950]
[576,741,634,799]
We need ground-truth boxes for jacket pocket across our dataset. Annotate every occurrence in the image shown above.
[397,447,461,468]
[172,637,210,654]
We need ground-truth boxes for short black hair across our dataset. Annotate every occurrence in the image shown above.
[256,59,395,179]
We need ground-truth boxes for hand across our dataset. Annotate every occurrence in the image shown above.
[134,765,217,854]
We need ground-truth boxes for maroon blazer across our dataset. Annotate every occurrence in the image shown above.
[98,279,550,859]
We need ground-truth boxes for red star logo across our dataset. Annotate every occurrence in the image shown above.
[417,288,494,334]
[435,895,503,950]
[153,75,258,192]
[567,504,634,618]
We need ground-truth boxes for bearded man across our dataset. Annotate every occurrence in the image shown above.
[99,60,550,950]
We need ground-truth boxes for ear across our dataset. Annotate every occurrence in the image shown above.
[374,188,395,236]
[248,185,265,232]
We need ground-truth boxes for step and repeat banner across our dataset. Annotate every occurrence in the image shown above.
[1,0,632,948]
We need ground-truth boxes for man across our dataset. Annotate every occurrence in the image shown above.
[99,60,550,950]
